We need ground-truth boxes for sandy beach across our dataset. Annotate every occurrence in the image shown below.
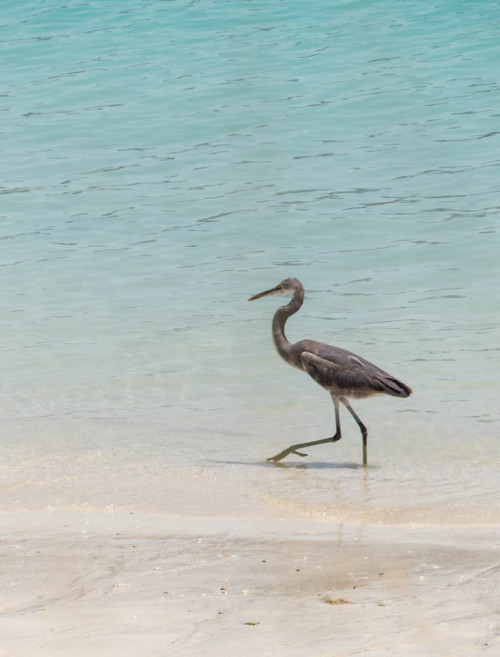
[1,437,499,656]
[1,500,498,657]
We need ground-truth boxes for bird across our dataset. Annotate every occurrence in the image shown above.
[248,277,412,466]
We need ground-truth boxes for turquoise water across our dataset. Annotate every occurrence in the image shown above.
[1,0,499,522]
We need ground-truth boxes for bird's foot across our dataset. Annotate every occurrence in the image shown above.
[266,454,285,462]
[266,447,308,462]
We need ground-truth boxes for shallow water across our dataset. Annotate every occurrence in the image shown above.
[1,0,499,524]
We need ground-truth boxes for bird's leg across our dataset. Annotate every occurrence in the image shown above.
[266,396,342,462]
[340,398,368,467]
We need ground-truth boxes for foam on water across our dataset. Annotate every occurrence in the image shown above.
[1,0,499,523]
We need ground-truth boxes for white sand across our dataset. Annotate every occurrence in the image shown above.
[0,508,498,657]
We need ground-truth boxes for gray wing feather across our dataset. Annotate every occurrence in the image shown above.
[301,352,384,393]
[300,351,411,397]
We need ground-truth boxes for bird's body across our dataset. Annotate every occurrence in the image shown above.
[278,338,411,400]
[249,277,412,466]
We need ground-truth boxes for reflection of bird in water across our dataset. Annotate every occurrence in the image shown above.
[249,278,412,466]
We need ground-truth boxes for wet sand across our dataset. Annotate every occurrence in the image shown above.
[1,508,498,656]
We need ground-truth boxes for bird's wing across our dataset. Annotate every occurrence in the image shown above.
[300,351,387,394]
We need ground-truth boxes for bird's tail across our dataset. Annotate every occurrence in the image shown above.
[382,376,412,398]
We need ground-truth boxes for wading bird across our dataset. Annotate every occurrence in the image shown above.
[249,278,412,466]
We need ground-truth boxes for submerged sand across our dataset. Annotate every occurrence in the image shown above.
[0,509,498,657]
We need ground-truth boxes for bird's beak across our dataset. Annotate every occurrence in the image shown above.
[248,285,281,301]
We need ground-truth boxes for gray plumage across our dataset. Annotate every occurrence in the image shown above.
[249,277,412,466]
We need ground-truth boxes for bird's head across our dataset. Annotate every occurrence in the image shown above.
[248,277,302,301]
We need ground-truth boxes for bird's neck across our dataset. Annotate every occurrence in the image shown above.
[272,289,304,365]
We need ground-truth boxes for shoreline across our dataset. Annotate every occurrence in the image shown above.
[1,509,498,656]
